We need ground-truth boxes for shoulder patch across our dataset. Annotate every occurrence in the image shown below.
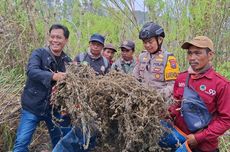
[164,55,180,81]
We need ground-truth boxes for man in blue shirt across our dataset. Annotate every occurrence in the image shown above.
[53,33,108,152]
[74,33,109,75]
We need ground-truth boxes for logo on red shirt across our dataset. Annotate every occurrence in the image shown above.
[200,85,206,91]
[200,85,216,96]
[205,89,216,96]
[179,82,185,87]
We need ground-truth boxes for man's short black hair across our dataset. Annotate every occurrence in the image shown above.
[49,24,70,39]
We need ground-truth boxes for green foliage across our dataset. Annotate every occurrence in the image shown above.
[92,0,102,9]
[0,68,25,92]
[66,12,123,56]
[216,62,230,80]
[35,20,46,44]
[144,0,230,71]
[220,132,230,152]
[0,0,230,150]
[0,68,24,151]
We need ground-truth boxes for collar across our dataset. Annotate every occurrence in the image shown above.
[121,58,133,64]
[190,66,214,80]
[48,46,65,57]
[145,50,164,60]
[149,49,162,55]
[47,46,68,62]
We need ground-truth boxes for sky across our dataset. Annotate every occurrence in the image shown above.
[134,0,146,11]
[55,0,147,12]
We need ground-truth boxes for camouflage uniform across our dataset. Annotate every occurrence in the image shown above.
[111,58,136,74]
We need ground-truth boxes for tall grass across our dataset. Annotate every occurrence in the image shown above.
[0,68,24,151]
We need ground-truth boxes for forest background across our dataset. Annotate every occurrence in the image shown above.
[0,0,229,151]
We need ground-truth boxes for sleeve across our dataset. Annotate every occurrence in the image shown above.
[168,76,182,118]
[104,62,110,74]
[161,80,175,101]
[27,50,53,88]
[162,53,180,102]
[74,54,80,62]
[195,82,230,143]
[111,62,116,71]
[132,55,141,80]
[65,56,73,63]
[173,76,183,100]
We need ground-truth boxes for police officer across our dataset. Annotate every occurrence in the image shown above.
[133,22,179,100]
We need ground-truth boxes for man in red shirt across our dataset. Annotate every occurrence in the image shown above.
[169,36,230,152]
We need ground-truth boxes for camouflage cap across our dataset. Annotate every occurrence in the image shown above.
[104,43,117,52]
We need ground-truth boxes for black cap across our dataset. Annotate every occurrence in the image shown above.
[120,40,135,51]
[139,22,165,40]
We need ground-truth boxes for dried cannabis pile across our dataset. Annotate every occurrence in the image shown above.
[51,64,169,152]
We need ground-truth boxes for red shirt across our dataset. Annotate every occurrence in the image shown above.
[169,68,230,151]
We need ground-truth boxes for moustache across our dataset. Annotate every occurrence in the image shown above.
[189,62,199,65]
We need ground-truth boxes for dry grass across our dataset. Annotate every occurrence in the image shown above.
[219,131,230,152]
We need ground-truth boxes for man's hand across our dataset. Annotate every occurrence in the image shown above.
[186,134,198,149]
[52,72,66,81]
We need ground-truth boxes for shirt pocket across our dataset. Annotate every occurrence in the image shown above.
[139,62,146,71]
[201,93,215,113]
[27,87,47,103]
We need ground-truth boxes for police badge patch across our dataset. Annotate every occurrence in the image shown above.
[169,59,177,69]
[155,73,161,79]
